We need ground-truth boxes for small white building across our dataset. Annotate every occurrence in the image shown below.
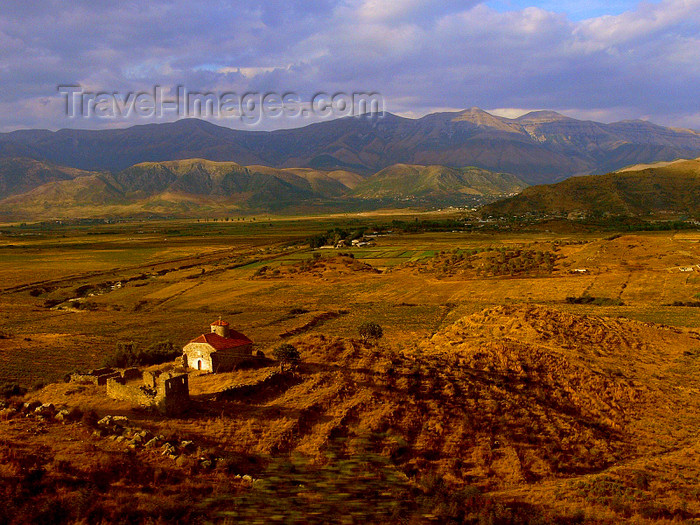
[182,320,253,372]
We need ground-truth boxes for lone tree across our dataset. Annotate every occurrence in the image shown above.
[273,343,301,372]
[358,321,383,342]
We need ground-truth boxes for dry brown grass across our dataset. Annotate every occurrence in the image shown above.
[4,221,700,522]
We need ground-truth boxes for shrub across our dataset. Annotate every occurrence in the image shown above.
[272,343,301,371]
[102,341,179,368]
[566,295,624,306]
[0,383,26,398]
[43,298,64,308]
[358,321,383,341]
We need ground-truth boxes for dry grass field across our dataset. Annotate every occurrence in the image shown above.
[2,216,700,522]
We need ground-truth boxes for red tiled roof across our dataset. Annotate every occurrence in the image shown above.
[211,320,230,326]
[188,331,252,351]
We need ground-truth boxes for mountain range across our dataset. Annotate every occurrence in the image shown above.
[0,158,527,218]
[2,108,700,185]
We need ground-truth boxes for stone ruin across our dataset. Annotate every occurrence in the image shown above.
[70,367,124,386]
[71,367,189,415]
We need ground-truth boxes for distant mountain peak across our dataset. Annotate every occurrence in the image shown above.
[516,110,570,123]
[453,107,522,133]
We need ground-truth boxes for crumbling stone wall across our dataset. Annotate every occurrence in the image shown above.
[157,373,189,415]
[106,370,189,415]
[106,378,156,407]
[216,370,296,401]
[70,368,121,385]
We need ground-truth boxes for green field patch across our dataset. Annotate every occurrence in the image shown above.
[283,252,315,260]
[368,258,409,267]
[235,259,273,270]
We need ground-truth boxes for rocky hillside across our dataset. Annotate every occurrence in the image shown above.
[0,157,95,199]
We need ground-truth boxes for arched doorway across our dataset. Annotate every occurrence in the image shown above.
[197,359,202,370]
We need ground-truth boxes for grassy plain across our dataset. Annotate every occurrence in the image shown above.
[2,215,700,522]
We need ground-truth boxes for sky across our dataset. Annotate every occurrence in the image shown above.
[0,0,699,132]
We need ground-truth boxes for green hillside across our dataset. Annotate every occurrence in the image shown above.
[352,164,527,200]
[0,158,531,218]
[482,158,700,217]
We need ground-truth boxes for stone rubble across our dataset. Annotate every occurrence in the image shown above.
[2,400,258,481]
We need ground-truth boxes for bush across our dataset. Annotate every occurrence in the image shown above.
[43,298,64,308]
[272,343,301,371]
[358,321,383,341]
[102,341,179,368]
[0,382,26,398]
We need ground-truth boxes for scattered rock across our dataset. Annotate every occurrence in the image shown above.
[0,408,17,420]
[144,437,160,448]
[35,403,55,417]
[180,440,196,453]
[23,401,41,412]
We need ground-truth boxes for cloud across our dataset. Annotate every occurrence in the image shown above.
[0,0,699,131]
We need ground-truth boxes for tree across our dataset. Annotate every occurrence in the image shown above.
[273,343,300,371]
[358,321,383,342]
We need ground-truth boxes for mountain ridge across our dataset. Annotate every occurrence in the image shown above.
[3,109,700,185]
[0,157,524,218]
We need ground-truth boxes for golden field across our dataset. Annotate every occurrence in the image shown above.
[2,216,700,523]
